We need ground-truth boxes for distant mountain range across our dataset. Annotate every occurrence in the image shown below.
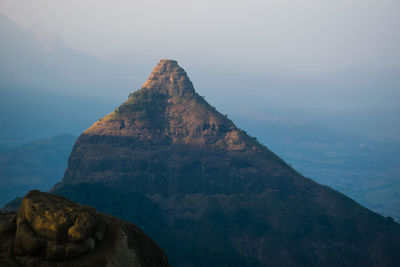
[0,13,132,144]
[0,14,132,97]
[0,134,76,206]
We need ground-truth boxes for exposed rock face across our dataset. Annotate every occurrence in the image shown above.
[52,59,400,266]
[0,190,169,267]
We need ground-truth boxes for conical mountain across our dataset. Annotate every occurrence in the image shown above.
[54,60,400,266]
[59,59,300,194]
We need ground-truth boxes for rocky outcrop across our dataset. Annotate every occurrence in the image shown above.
[0,190,169,267]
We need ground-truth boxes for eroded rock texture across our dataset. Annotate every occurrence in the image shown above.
[0,190,169,267]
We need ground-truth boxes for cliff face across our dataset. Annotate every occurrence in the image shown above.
[0,190,169,267]
[53,60,400,266]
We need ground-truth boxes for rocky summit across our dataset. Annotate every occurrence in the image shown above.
[0,190,169,267]
[52,59,400,266]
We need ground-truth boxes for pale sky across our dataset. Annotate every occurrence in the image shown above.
[1,0,399,109]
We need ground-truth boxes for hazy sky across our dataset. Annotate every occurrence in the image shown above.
[1,0,399,109]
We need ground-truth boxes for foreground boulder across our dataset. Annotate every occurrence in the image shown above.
[0,190,169,267]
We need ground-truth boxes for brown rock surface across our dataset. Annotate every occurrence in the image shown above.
[0,190,169,267]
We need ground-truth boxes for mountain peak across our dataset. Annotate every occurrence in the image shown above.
[54,61,400,266]
[142,59,195,97]
[63,59,292,188]
[159,59,178,64]
[85,59,253,149]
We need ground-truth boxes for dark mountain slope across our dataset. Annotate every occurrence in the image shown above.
[53,59,400,266]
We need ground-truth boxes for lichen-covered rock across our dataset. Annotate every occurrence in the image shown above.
[67,212,97,243]
[17,190,98,243]
[13,190,101,259]
[0,190,169,267]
